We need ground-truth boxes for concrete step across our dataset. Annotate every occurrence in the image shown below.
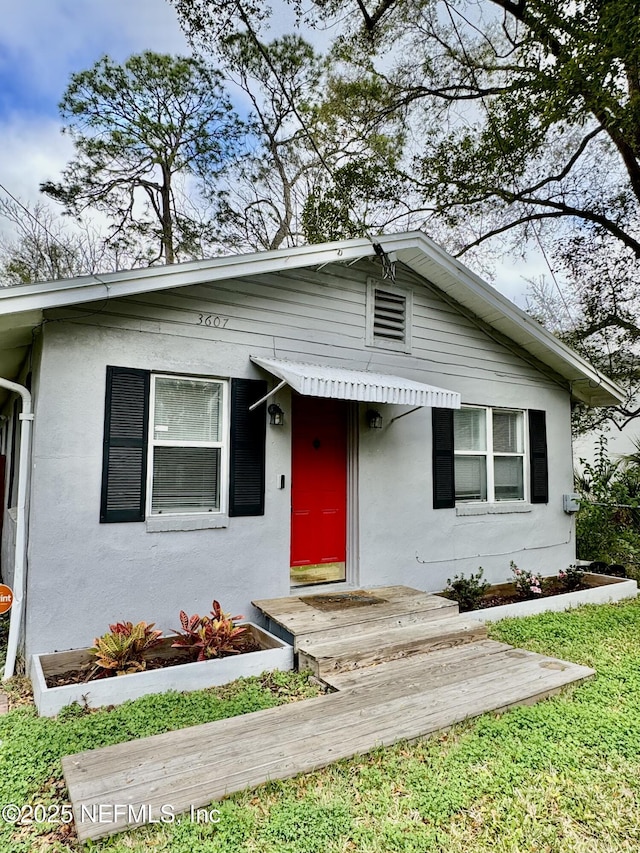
[297,614,488,678]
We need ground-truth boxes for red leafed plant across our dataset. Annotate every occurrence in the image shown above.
[89,621,164,678]
[171,600,247,662]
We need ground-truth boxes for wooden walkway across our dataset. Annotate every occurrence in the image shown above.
[63,588,595,842]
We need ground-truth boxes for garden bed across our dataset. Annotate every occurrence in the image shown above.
[30,623,294,717]
[461,572,637,622]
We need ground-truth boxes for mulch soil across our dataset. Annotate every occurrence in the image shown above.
[45,636,262,689]
[474,579,590,611]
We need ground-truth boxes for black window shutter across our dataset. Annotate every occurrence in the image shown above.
[432,408,455,509]
[528,409,548,504]
[100,366,150,523]
[229,378,267,517]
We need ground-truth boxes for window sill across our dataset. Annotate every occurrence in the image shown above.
[455,502,531,517]
[146,514,228,532]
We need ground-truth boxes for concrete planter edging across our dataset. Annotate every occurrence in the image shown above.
[467,573,638,623]
[30,623,294,717]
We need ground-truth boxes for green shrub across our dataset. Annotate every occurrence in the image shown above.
[557,564,584,591]
[576,435,640,570]
[445,568,490,611]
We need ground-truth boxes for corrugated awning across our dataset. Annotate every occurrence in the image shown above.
[250,356,461,408]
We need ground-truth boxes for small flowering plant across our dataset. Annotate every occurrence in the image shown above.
[510,561,543,599]
[445,568,490,612]
[558,564,584,592]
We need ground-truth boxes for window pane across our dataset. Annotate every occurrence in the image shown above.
[494,456,524,500]
[493,410,523,453]
[154,378,222,442]
[454,408,486,451]
[454,456,487,501]
[152,446,220,513]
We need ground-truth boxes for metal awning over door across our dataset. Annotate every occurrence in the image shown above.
[250,356,461,408]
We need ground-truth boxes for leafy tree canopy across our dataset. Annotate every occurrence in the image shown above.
[182,27,409,250]
[211,32,335,250]
[528,227,640,434]
[41,51,245,264]
[172,0,640,431]
[173,0,640,256]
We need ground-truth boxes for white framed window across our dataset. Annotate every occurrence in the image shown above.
[366,279,412,353]
[147,374,229,515]
[454,406,526,502]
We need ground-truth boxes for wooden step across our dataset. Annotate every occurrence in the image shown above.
[64,645,594,842]
[253,586,459,651]
[297,614,488,677]
[292,603,463,649]
[321,639,513,691]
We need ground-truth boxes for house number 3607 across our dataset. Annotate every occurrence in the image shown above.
[197,314,228,328]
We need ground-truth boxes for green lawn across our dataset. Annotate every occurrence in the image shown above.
[1,600,640,851]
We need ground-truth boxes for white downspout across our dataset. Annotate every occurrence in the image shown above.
[1,378,33,680]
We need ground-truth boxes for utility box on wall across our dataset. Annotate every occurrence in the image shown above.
[563,493,580,513]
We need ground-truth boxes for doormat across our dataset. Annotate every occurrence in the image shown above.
[302,592,387,611]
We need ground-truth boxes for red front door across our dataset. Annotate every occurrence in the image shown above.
[290,396,347,581]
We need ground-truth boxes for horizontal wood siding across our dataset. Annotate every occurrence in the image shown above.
[45,260,561,393]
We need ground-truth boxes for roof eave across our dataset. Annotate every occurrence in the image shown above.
[0,230,625,408]
[375,233,625,408]
[0,238,378,316]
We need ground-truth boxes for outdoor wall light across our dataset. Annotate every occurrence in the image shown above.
[268,403,284,426]
[367,409,383,429]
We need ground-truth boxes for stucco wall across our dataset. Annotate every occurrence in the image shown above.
[358,388,574,590]
[23,258,576,657]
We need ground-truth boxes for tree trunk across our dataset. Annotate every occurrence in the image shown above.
[161,167,175,265]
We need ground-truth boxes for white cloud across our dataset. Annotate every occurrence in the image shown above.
[0,116,76,239]
[0,117,72,193]
[0,0,548,303]
[491,258,539,307]
[0,1,192,239]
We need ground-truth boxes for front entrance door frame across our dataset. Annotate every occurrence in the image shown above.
[289,397,359,589]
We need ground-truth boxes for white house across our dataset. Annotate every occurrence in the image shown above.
[574,419,640,468]
[0,231,623,669]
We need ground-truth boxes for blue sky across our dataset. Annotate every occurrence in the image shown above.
[0,0,189,205]
[0,0,189,119]
[0,0,536,302]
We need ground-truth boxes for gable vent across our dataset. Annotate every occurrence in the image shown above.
[374,288,407,342]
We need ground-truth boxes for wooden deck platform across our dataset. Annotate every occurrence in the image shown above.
[255,585,488,677]
[63,587,596,841]
[254,585,460,650]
